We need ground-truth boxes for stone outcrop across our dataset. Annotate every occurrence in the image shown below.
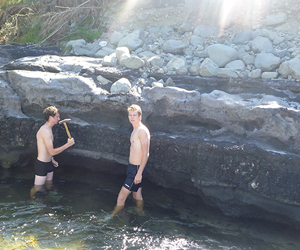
[1,54,300,228]
[1,0,300,228]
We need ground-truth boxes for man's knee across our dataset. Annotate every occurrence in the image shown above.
[117,195,128,206]
[117,187,131,205]
[34,175,47,186]
[117,198,125,206]
[132,189,143,200]
[46,171,54,181]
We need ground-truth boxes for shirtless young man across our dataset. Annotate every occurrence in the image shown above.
[112,104,150,216]
[30,106,75,198]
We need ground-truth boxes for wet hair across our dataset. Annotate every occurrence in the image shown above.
[43,106,59,121]
[127,104,142,116]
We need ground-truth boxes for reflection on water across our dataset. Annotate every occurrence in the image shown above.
[0,165,300,249]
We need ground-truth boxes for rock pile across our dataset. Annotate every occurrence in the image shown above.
[63,0,300,88]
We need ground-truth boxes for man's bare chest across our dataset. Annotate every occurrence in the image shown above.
[130,129,140,145]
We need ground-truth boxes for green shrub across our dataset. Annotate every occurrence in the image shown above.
[65,25,104,43]
[14,23,42,43]
[0,0,36,9]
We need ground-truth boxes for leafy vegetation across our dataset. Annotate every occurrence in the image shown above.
[63,17,104,44]
[0,0,108,46]
[0,0,36,9]
[14,22,42,43]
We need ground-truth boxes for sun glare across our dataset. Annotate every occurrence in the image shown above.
[121,0,139,20]
[109,0,274,37]
[124,0,139,11]
[219,0,237,28]
[219,0,271,29]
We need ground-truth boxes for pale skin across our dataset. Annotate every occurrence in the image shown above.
[34,112,75,186]
[112,110,150,215]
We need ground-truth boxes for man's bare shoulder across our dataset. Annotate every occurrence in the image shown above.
[138,124,150,137]
[37,124,51,138]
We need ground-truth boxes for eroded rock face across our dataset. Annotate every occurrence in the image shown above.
[1,54,300,228]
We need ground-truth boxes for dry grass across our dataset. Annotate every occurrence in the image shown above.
[0,3,34,43]
[0,0,111,45]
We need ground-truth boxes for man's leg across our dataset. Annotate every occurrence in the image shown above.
[30,175,47,199]
[45,171,54,190]
[34,175,47,186]
[132,187,142,201]
[132,188,144,214]
[112,186,131,216]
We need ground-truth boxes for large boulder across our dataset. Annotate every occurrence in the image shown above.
[249,69,262,79]
[216,68,238,78]
[166,58,187,75]
[6,70,107,110]
[119,55,145,69]
[116,47,130,62]
[109,31,124,46]
[193,25,218,38]
[178,22,193,32]
[288,57,300,80]
[261,29,279,41]
[232,30,253,44]
[95,47,116,58]
[263,12,288,26]
[0,77,27,118]
[278,57,300,80]
[163,39,189,55]
[110,77,132,93]
[278,61,290,78]
[251,36,273,53]
[117,30,144,51]
[149,56,164,67]
[67,40,101,57]
[190,35,204,46]
[189,60,201,76]
[225,60,245,71]
[102,53,118,67]
[255,53,281,72]
[242,54,255,65]
[207,44,239,67]
[66,39,86,48]
[261,72,278,79]
[199,58,219,77]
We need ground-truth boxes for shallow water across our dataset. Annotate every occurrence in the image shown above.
[0,165,300,250]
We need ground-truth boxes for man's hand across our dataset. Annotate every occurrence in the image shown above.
[134,173,142,184]
[67,138,75,146]
[52,158,59,167]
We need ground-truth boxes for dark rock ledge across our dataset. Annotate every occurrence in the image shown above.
[1,52,300,228]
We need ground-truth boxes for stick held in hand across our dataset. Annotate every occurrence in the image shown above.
[59,119,72,139]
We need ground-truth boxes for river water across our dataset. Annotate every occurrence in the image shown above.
[0,164,300,250]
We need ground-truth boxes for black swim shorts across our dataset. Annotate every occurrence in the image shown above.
[34,159,54,176]
[123,163,146,192]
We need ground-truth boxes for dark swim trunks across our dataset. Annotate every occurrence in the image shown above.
[123,163,146,192]
[34,159,54,176]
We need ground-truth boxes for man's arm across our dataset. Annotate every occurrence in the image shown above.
[52,157,59,167]
[134,129,149,184]
[43,129,74,156]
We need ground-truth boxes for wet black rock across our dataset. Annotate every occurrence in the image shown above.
[0,43,62,67]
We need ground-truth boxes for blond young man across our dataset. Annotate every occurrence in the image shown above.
[30,106,75,198]
[112,104,150,216]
